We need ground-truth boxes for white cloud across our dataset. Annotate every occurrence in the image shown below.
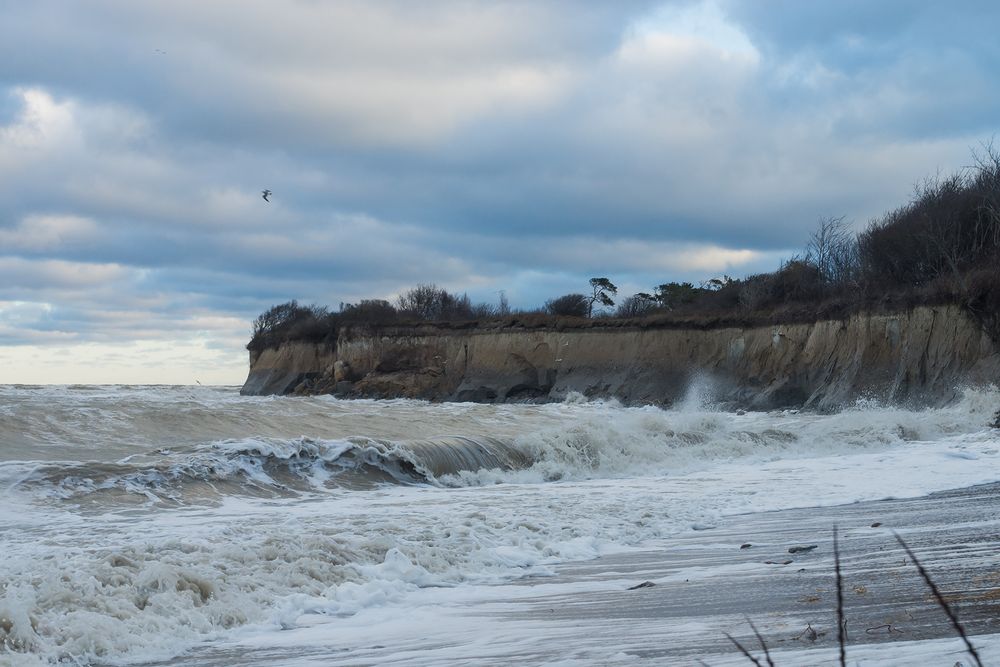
[0,214,100,252]
[0,88,77,150]
[0,257,132,289]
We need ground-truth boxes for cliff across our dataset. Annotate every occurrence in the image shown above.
[241,305,1000,410]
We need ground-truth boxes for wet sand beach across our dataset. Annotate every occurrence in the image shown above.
[500,482,1000,665]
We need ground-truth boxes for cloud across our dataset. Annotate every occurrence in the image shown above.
[0,214,100,252]
[0,1,998,382]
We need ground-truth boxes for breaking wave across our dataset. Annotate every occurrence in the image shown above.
[1,385,998,665]
[5,385,997,505]
[2,436,532,504]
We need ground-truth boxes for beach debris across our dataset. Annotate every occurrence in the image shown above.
[740,543,753,549]
[691,523,716,531]
[871,522,883,527]
[628,581,656,590]
[788,544,818,554]
[764,559,793,565]
[865,623,904,635]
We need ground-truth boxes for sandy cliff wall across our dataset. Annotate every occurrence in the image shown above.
[241,342,338,396]
[241,306,1000,409]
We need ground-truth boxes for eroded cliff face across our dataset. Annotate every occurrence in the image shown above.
[241,306,1000,409]
[241,342,338,396]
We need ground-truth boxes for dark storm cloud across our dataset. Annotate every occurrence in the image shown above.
[1,0,999,375]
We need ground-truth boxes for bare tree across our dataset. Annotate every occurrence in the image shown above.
[970,139,1000,252]
[396,284,473,321]
[806,216,858,286]
[497,290,511,317]
[615,294,658,318]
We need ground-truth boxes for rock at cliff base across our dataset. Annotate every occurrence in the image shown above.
[334,360,352,383]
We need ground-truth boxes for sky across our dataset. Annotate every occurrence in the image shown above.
[2,0,1000,384]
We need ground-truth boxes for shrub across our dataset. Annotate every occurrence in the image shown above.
[616,294,659,318]
[339,299,398,324]
[248,301,333,351]
[545,293,589,317]
[396,284,474,321]
[654,282,698,310]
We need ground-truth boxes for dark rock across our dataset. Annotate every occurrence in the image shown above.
[504,383,547,401]
[870,522,883,528]
[765,560,793,565]
[454,386,499,402]
[628,581,656,590]
[740,543,752,549]
[334,381,355,395]
[241,370,317,396]
[788,545,818,554]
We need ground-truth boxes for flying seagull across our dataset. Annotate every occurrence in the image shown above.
[262,189,272,202]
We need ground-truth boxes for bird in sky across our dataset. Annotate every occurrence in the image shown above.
[262,189,272,202]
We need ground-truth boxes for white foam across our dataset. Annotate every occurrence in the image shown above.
[1,385,998,665]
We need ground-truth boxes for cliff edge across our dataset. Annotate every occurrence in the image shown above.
[241,305,999,410]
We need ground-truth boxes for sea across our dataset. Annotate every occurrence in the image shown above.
[1,384,999,666]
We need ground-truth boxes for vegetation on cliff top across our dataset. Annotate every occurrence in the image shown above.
[249,148,1000,352]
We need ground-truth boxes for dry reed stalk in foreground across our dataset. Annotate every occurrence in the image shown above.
[722,528,985,667]
[894,532,983,667]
